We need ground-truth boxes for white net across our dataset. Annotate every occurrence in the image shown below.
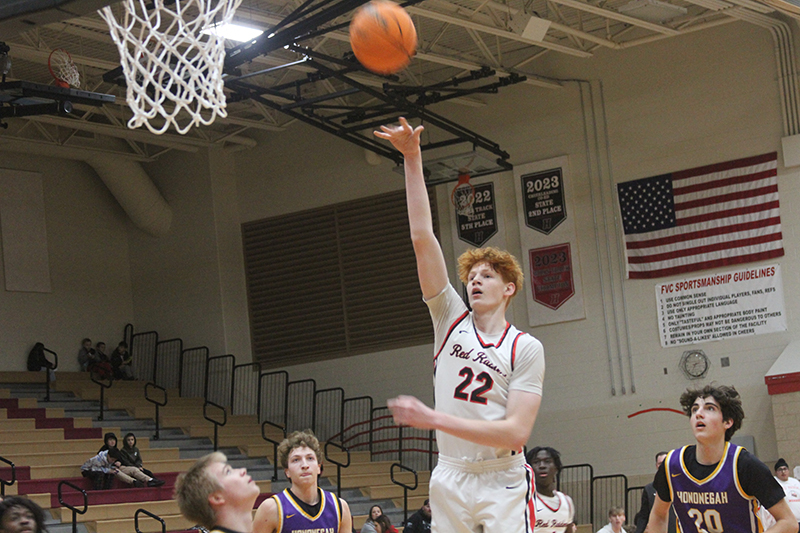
[452,180,475,217]
[49,49,80,88]
[99,0,244,135]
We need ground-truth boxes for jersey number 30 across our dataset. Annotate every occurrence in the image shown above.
[687,508,723,533]
[453,367,494,404]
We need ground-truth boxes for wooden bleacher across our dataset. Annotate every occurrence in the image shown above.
[0,371,428,532]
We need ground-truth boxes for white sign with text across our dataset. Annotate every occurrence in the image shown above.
[656,264,786,347]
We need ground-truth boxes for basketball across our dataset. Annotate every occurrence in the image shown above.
[349,0,417,75]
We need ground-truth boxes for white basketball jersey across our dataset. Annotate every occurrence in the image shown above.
[533,491,575,533]
[426,284,544,460]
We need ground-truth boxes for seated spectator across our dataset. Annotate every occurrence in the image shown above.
[98,432,118,453]
[404,500,430,533]
[89,342,113,380]
[0,496,48,533]
[375,515,395,533]
[361,505,382,533]
[362,505,396,533]
[110,341,134,380]
[77,338,94,372]
[120,432,156,478]
[597,507,626,533]
[108,448,164,488]
[26,342,55,381]
[80,449,117,490]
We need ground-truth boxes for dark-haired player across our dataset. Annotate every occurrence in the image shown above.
[647,384,798,533]
[376,118,544,532]
[527,446,575,533]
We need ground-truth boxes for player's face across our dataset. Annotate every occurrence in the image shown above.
[531,450,558,489]
[466,262,514,311]
[285,446,321,487]
[207,461,259,506]
[776,466,790,482]
[690,396,732,443]
[1,505,37,533]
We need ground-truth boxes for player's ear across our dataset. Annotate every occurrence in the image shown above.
[504,282,516,297]
[209,490,225,507]
[723,418,733,429]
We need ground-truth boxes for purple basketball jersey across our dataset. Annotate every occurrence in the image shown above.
[273,488,342,533]
[666,443,764,533]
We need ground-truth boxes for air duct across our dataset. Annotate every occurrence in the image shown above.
[86,155,172,237]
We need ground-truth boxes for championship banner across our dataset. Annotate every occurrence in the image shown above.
[456,182,498,247]
[529,244,575,310]
[447,176,512,317]
[656,264,786,347]
[514,156,585,327]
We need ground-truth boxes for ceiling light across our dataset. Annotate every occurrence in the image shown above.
[203,22,264,42]
[617,0,687,22]
[508,14,552,42]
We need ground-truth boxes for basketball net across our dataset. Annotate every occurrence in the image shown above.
[451,172,475,217]
[48,49,80,89]
[99,0,243,135]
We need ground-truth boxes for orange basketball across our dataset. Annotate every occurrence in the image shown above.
[349,0,417,75]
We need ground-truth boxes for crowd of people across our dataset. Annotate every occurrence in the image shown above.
[77,338,134,380]
[80,432,165,490]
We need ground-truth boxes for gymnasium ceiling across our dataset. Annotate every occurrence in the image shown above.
[0,0,798,162]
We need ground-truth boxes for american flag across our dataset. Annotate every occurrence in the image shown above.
[617,152,783,279]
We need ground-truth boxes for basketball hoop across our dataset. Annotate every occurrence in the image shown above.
[451,172,476,217]
[48,49,80,89]
[99,0,243,135]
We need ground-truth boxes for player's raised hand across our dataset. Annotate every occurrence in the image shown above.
[374,117,424,157]
[388,395,436,430]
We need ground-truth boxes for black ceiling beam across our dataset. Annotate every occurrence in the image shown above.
[224,0,368,73]
[293,49,510,161]
[228,78,404,165]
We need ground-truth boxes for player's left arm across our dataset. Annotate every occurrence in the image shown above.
[339,498,353,533]
[764,499,799,533]
[389,389,541,450]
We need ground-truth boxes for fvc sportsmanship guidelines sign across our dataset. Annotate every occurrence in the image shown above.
[655,264,786,347]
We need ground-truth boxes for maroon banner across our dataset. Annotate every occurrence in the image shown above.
[529,244,575,310]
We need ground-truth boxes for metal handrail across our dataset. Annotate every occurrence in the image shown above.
[390,462,418,524]
[0,455,15,497]
[58,480,88,533]
[261,421,287,481]
[135,509,166,533]
[90,374,113,421]
[324,440,350,500]
[42,346,58,402]
[144,382,168,440]
[204,400,227,451]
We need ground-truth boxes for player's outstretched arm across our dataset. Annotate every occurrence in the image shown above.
[339,499,353,533]
[253,497,279,533]
[374,118,448,299]
[388,389,541,450]
[764,499,800,533]
[645,495,670,533]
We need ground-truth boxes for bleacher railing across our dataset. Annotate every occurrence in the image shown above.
[57,480,88,533]
[560,463,593,526]
[592,473,629,528]
[144,382,167,440]
[134,508,166,533]
[153,338,182,390]
[0,455,15,497]
[42,346,58,402]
